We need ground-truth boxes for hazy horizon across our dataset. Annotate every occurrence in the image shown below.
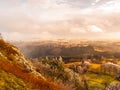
[0,0,120,41]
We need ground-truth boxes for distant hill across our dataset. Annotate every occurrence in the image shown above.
[14,40,120,60]
[14,41,95,58]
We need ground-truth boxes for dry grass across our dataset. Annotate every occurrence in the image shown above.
[65,62,81,68]
[0,60,66,90]
[0,39,67,90]
[0,40,19,55]
[88,64,101,73]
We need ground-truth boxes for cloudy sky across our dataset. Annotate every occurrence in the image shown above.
[0,0,120,41]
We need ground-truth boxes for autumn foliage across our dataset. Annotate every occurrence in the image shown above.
[0,59,66,90]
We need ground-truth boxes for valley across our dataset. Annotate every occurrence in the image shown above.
[13,40,120,90]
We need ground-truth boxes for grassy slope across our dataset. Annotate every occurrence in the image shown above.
[65,62,119,89]
[87,64,119,89]
[0,39,66,90]
[0,69,30,90]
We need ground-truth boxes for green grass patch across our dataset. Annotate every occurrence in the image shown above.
[85,73,118,89]
[0,69,30,90]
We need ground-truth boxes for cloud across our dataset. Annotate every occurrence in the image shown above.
[70,27,86,33]
[96,0,120,13]
[88,25,104,33]
[1,12,120,41]
[2,31,56,41]
[92,0,101,5]
[0,0,120,41]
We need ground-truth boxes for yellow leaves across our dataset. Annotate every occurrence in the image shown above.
[89,64,100,69]
[65,62,81,68]
[0,81,4,87]
[88,64,100,72]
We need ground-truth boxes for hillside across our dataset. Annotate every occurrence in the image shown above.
[14,40,120,60]
[0,39,65,90]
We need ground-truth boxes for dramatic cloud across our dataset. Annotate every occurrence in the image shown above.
[0,0,120,41]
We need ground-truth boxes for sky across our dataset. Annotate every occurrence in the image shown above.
[0,0,120,41]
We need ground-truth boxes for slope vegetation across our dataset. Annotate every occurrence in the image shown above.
[0,39,65,90]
